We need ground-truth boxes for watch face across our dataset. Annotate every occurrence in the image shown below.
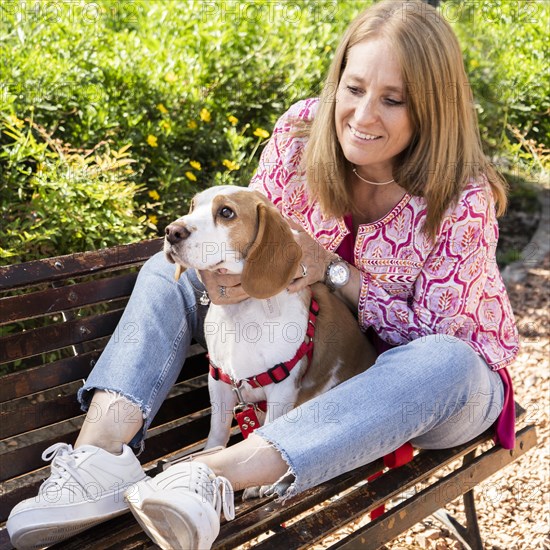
[330,262,349,286]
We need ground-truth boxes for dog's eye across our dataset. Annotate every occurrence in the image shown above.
[219,206,235,219]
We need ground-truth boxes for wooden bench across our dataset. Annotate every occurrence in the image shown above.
[0,240,538,550]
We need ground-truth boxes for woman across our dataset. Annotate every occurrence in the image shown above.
[7,1,518,549]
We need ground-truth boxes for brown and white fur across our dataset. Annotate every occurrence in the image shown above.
[164,185,376,452]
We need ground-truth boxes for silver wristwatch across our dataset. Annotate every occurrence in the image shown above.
[324,257,350,292]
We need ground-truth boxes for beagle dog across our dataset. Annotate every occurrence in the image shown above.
[164,185,376,452]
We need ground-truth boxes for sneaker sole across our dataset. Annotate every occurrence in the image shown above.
[126,484,219,550]
[8,508,128,549]
[8,478,148,550]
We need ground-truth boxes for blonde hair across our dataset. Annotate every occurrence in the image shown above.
[303,0,507,239]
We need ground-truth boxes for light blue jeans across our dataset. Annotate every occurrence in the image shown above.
[78,252,504,498]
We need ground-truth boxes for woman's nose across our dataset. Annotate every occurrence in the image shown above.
[355,96,378,125]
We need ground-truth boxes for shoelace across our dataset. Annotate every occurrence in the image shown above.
[41,442,95,499]
[212,476,235,521]
[177,450,236,521]
[190,464,235,521]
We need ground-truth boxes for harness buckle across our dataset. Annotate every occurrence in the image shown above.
[268,363,290,384]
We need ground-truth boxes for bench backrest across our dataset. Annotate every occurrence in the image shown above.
[0,239,213,523]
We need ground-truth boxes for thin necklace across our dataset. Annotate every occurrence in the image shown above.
[353,167,395,186]
[189,278,210,306]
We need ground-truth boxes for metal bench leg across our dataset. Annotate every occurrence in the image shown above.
[461,449,484,550]
[431,450,484,550]
[463,486,484,549]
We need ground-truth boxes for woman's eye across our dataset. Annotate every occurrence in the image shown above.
[219,207,235,219]
[385,98,405,106]
[346,86,362,95]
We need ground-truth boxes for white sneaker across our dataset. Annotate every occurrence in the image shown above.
[7,442,147,549]
[125,461,235,550]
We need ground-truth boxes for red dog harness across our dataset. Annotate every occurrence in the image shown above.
[209,296,320,438]
[208,294,413,517]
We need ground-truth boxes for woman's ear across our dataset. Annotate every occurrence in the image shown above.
[241,201,302,299]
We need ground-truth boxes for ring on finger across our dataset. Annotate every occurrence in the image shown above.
[300,263,308,278]
[218,285,227,298]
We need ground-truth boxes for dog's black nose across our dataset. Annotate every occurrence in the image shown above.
[165,223,191,245]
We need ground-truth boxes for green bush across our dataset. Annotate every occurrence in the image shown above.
[0,0,547,264]
[1,0,361,264]
[450,0,549,178]
[0,111,151,261]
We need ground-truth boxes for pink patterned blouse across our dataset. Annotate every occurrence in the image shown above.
[249,98,519,448]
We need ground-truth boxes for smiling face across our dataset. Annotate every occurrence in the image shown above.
[335,38,414,183]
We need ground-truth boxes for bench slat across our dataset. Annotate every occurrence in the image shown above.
[0,239,162,291]
[0,377,210,445]
[0,386,82,440]
[0,417,85,483]
[0,310,123,364]
[0,350,101,402]
[0,342,207,403]
[0,363,210,480]
[0,271,137,325]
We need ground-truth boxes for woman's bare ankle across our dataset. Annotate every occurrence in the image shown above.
[75,389,144,455]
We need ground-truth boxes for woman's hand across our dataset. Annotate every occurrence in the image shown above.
[286,221,361,312]
[287,224,334,293]
[199,269,249,305]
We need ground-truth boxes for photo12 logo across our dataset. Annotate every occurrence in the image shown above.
[2,1,140,25]
[199,1,339,25]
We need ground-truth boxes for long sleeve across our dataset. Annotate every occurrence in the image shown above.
[249,99,317,209]
[358,185,519,370]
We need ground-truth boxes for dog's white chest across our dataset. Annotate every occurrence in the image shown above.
[204,291,309,382]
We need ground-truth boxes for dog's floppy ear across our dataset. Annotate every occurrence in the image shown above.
[241,201,302,299]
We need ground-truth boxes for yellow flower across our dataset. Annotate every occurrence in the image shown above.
[324,45,332,53]
[185,171,198,182]
[200,108,211,122]
[148,190,160,201]
[222,159,240,171]
[187,120,198,130]
[146,134,158,147]
[148,215,158,225]
[253,128,270,139]
[164,71,177,83]
[190,160,202,171]
[157,103,169,114]
[160,120,171,131]
[9,114,25,128]
[228,115,238,126]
